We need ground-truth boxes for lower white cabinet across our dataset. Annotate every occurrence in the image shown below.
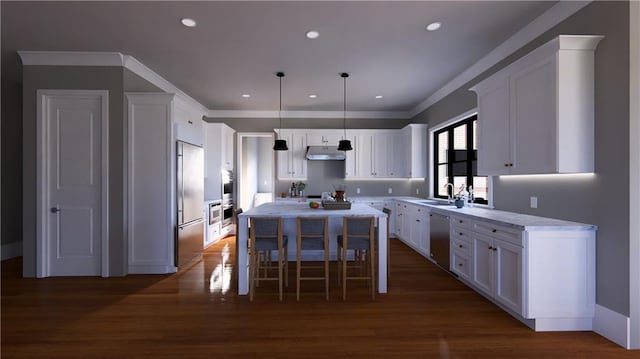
[451,215,596,331]
[471,231,523,315]
[395,201,430,258]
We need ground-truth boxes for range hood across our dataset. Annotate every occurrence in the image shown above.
[305,146,346,161]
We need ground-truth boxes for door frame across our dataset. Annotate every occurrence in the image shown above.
[36,90,110,278]
[236,132,275,211]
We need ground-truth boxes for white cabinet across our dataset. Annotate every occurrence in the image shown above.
[402,124,427,178]
[470,230,523,315]
[276,131,307,179]
[395,201,429,258]
[471,35,603,175]
[204,123,235,200]
[307,131,343,146]
[173,97,204,146]
[352,131,403,178]
[125,93,177,274]
[449,214,596,331]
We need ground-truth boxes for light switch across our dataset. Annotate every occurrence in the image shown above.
[530,196,538,208]
[356,188,361,194]
[388,188,393,194]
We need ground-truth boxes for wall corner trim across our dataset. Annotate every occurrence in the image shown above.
[594,304,631,349]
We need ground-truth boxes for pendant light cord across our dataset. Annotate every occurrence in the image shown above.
[279,73,282,139]
[342,72,348,138]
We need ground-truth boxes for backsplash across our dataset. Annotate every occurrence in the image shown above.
[275,160,420,198]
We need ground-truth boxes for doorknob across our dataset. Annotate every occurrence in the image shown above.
[50,207,60,213]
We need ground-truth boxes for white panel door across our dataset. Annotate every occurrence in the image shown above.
[44,93,105,276]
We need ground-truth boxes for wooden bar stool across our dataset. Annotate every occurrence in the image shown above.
[296,217,329,301]
[249,217,288,301]
[337,216,376,300]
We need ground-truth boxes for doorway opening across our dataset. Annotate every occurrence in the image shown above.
[236,133,275,212]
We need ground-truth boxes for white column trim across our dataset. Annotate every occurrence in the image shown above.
[629,0,640,350]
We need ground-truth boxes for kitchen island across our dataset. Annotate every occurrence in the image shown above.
[237,202,388,295]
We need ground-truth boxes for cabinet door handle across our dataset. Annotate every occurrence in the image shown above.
[492,229,497,233]
[459,232,463,236]
[50,207,60,213]
[488,246,493,250]
[493,247,498,252]
[458,263,463,267]
[459,244,463,248]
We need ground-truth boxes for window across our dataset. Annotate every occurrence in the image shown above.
[433,114,488,204]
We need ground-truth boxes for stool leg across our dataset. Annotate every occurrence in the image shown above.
[324,240,329,301]
[296,237,301,301]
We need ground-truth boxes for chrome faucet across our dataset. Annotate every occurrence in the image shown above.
[445,183,454,203]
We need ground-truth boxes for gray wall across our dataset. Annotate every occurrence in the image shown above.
[413,1,630,315]
[21,66,127,277]
[257,137,273,193]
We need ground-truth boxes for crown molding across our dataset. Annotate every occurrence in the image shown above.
[121,55,207,114]
[17,51,125,66]
[408,0,592,118]
[206,109,410,119]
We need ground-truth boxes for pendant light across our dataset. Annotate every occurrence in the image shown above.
[273,72,288,151]
[337,72,353,151]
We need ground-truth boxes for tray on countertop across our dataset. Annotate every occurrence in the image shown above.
[321,200,352,210]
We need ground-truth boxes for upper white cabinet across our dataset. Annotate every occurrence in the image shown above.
[307,131,343,147]
[471,35,603,175]
[276,126,427,179]
[204,123,235,200]
[174,97,204,146]
[276,131,307,179]
[402,124,427,178]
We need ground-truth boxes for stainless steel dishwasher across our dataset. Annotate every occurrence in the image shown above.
[429,212,451,271]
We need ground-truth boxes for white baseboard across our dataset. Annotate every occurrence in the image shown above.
[1,242,22,260]
[594,304,631,349]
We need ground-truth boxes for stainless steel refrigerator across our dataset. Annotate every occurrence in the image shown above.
[176,141,204,268]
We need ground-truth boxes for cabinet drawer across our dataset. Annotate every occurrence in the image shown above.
[451,250,471,281]
[450,215,471,228]
[451,225,472,244]
[472,221,523,246]
[451,236,472,257]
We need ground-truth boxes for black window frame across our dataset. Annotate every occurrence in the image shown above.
[433,114,488,205]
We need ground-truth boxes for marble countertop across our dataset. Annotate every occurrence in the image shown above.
[395,197,597,231]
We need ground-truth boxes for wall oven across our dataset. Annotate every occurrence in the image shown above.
[222,199,233,229]
[209,202,221,226]
[222,170,233,201]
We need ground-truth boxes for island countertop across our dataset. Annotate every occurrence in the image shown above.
[239,202,386,218]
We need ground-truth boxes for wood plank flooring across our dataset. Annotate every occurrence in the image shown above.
[1,237,634,358]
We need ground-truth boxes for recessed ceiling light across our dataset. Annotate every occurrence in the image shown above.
[426,22,441,31]
[375,95,384,99]
[306,30,319,39]
[181,18,197,28]
[241,94,251,98]
[308,94,317,99]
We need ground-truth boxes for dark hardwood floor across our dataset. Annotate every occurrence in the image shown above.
[1,237,633,358]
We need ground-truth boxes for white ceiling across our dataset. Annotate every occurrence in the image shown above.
[2,1,559,116]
